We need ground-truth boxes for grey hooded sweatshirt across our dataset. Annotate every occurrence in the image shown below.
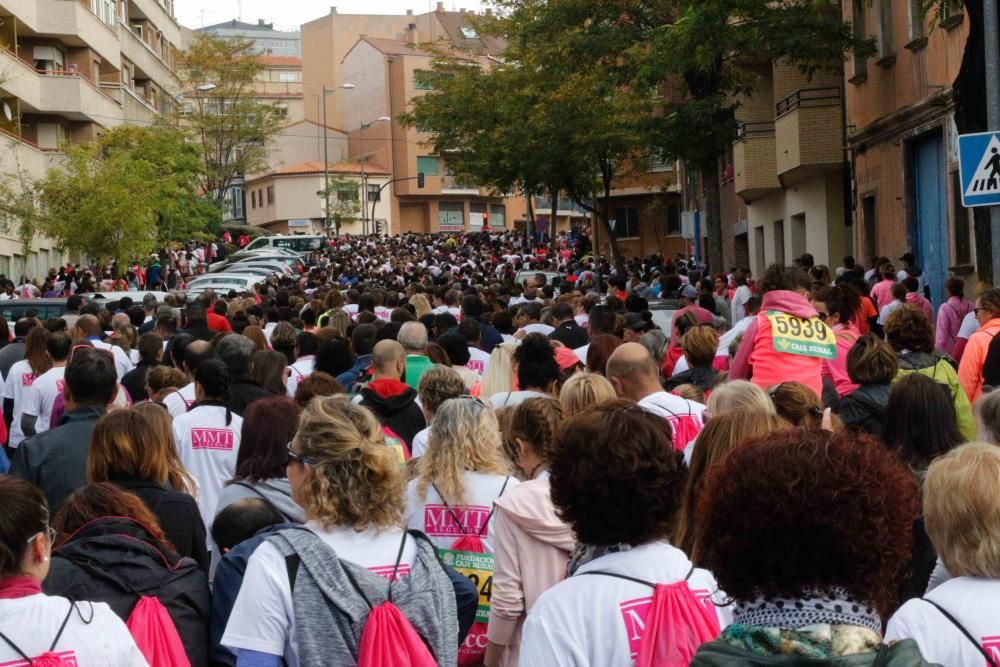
[268,527,459,666]
[214,478,306,523]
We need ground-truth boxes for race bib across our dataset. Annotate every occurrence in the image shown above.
[439,548,495,622]
[765,311,836,360]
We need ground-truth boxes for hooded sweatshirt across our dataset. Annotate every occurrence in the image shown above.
[488,476,574,667]
[904,291,934,324]
[731,290,829,399]
[836,383,892,438]
[896,351,976,441]
[214,477,306,524]
[359,378,426,449]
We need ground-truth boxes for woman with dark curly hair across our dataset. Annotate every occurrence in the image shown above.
[691,429,933,666]
[885,305,975,441]
[520,400,732,666]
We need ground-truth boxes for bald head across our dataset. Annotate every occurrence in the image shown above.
[372,339,406,376]
[606,342,662,400]
[183,340,215,376]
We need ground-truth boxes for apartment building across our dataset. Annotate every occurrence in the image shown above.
[845,0,971,305]
[0,0,180,273]
[198,19,300,58]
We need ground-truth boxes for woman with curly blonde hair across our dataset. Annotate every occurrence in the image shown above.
[223,396,471,666]
[409,293,433,319]
[406,397,518,552]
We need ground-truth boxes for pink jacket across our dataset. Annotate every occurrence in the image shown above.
[905,292,934,329]
[731,290,825,399]
[824,323,860,398]
[486,476,574,667]
[870,278,896,311]
[936,297,974,356]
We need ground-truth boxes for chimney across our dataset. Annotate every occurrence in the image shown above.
[435,2,444,12]
[258,19,265,26]
[329,6,337,14]
[406,9,413,15]
[459,7,466,13]
[406,23,417,44]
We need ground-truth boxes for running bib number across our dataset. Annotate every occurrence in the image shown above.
[766,311,836,360]
[439,549,494,622]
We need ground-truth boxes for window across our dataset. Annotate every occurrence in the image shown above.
[665,203,681,236]
[490,204,506,230]
[773,220,785,266]
[460,26,479,39]
[367,184,381,202]
[852,0,867,80]
[228,186,245,221]
[277,71,300,82]
[612,206,641,239]
[439,202,465,231]
[413,70,435,91]
[417,156,439,177]
[336,186,359,201]
[251,190,257,209]
[878,0,894,59]
[648,150,674,172]
[273,104,288,118]
[862,194,877,264]
[908,0,926,41]
[266,186,275,205]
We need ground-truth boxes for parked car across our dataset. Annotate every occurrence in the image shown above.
[514,270,563,289]
[0,299,71,322]
[90,291,170,306]
[210,254,305,274]
[242,234,327,255]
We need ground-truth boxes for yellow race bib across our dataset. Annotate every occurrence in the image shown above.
[766,311,837,360]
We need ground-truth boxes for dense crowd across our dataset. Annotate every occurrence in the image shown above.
[1,232,1000,666]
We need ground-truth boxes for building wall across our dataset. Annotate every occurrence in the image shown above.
[246,172,392,235]
[256,122,349,178]
[340,41,390,132]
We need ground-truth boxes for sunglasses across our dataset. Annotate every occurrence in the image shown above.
[767,382,787,398]
[815,310,831,318]
[975,307,991,315]
[286,441,315,466]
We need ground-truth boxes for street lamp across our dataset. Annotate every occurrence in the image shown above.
[169,82,217,106]
[359,116,391,235]
[322,83,355,236]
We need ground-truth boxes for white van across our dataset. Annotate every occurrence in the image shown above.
[243,234,327,255]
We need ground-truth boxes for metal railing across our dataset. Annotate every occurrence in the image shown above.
[736,121,776,140]
[775,87,841,119]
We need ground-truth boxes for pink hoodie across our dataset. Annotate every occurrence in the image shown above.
[905,291,934,327]
[487,476,575,667]
[731,290,825,398]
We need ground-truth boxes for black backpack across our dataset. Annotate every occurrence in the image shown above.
[982,332,1000,389]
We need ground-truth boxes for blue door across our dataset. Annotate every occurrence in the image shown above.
[911,132,948,307]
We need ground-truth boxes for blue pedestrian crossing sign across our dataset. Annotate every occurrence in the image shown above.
[959,131,1000,207]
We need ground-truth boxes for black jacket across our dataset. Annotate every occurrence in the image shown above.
[664,366,719,393]
[9,405,105,511]
[122,360,159,404]
[360,381,427,449]
[227,374,272,416]
[836,383,892,438]
[114,479,209,573]
[549,320,590,350]
[44,516,210,667]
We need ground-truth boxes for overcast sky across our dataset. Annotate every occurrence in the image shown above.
[176,0,485,31]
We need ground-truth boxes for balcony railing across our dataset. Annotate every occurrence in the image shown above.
[736,121,776,140]
[775,87,841,119]
[534,197,591,215]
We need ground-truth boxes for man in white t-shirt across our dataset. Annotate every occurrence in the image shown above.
[286,334,317,398]
[20,332,71,440]
[163,340,214,418]
[606,343,706,449]
[513,302,554,338]
[71,315,133,381]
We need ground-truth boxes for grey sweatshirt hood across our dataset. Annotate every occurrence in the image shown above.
[215,477,306,523]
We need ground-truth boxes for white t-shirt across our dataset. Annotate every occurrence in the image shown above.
[574,344,590,365]
[404,471,519,553]
[519,542,732,667]
[731,285,753,325]
[172,405,243,531]
[574,314,589,329]
[343,304,359,319]
[517,323,555,337]
[466,347,491,376]
[432,306,462,319]
[89,339,134,381]
[637,391,706,446]
[21,365,66,436]
[885,577,1000,666]
[286,356,315,398]
[410,425,431,458]
[958,311,980,341]
[263,322,279,342]
[0,595,148,666]
[222,523,417,667]
[489,390,550,411]
[717,316,754,358]
[162,383,196,418]
[3,359,37,448]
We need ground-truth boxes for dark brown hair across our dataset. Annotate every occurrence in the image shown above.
[884,305,934,354]
[0,477,48,576]
[233,397,302,483]
[696,428,919,616]
[847,334,898,385]
[293,371,346,409]
[53,482,173,551]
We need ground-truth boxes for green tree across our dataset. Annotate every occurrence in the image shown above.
[0,163,43,281]
[320,176,363,235]
[176,34,284,205]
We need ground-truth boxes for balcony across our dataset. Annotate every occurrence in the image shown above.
[733,121,781,202]
[441,173,479,195]
[0,126,64,180]
[119,83,158,124]
[0,0,121,64]
[775,87,844,183]
[119,24,177,89]
[128,0,180,48]
[534,196,591,217]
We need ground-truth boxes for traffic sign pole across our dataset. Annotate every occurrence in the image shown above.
[985,0,1000,283]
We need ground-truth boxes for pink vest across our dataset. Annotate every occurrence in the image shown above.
[748,311,824,399]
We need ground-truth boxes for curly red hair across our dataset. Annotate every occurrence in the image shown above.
[695,428,918,616]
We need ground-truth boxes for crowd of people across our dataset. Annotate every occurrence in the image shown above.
[0,231,999,666]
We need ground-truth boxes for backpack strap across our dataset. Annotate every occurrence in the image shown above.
[0,599,77,662]
[477,476,511,538]
[922,598,999,667]
[386,531,410,603]
[575,570,656,587]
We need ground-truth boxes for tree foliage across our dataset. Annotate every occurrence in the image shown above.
[408,0,870,269]
[0,161,43,281]
[176,34,284,202]
[35,125,212,267]
[320,176,363,235]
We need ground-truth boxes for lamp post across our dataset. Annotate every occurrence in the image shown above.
[359,116,391,236]
[322,83,355,237]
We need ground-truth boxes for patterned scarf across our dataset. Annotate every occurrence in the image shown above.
[566,543,633,576]
[731,586,881,633]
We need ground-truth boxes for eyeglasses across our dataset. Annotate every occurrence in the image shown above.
[27,525,56,546]
[453,394,489,410]
[975,307,992,315]
[286,441,315,466]
[815,310,831,318]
